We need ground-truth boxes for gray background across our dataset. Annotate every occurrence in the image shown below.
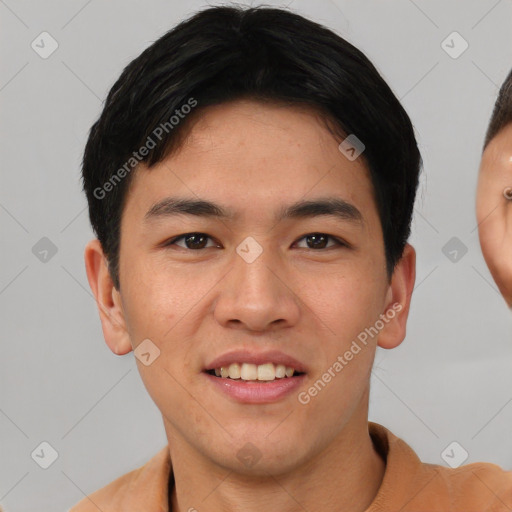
[1,0,512,510]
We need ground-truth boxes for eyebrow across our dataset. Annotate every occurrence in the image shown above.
[144,196,363,225]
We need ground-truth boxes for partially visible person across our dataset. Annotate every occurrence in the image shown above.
[477,69,512,307]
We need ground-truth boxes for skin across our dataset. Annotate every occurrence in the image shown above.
[85,99,416,512]
[477,122,512,308]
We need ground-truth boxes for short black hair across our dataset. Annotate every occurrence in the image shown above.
[483,68,512,150]
[82,4,422,290]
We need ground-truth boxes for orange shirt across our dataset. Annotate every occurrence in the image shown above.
[69,422,512,511]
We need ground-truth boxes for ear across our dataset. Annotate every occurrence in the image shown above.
[377,243,416,349]
[84,239,133,355]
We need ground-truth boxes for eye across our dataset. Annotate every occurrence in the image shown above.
[294,233,347,250]
[164,232,218,250]
[163,232,348,251]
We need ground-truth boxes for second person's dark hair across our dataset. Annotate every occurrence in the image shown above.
[483,68,512,150]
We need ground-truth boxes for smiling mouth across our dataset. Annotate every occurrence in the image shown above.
[205,362,305,382]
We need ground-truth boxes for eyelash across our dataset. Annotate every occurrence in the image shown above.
[163,232,349,251]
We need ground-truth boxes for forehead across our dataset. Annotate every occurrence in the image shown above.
[178,99,350,161]
[123,99,379,229]
[483,122,512,163]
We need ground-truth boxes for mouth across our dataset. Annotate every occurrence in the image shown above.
[205,362,305,382]
[203,351,307,403]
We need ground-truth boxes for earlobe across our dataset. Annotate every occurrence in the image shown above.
[377,243,416,349]
[84,239,133,356]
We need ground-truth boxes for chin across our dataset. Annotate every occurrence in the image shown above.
[219,448,306,478]
[210,431,311,477]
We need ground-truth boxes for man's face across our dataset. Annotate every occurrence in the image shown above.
[114,100,397,473]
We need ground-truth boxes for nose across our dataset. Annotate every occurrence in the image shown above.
[213,247,301,333]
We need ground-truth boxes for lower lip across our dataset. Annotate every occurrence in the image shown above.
[204,372,306,404]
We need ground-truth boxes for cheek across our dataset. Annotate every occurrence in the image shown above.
[305,279,379,398]
[122,279,178,340]
[121,260,203,368]
[120,252,191,334]
[299,268,384,332]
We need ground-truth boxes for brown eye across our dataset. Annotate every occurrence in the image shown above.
[295,233,344,250]
[166,233,216,250]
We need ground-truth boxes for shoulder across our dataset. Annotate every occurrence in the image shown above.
[411,460,512,511]
[369,422,512,510]
[68,465,144,512]
[68,446,171,512]
[427,459,512,499]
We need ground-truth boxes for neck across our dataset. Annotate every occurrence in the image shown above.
[166,409,385,512]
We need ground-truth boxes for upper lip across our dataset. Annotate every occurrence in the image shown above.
[205,349,308,374]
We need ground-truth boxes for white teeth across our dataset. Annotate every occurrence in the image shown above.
[240,363,258,380]
[212,362,298,381]
[275,364,286,378]
[228,363,241,379]
[257,363,275,381]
